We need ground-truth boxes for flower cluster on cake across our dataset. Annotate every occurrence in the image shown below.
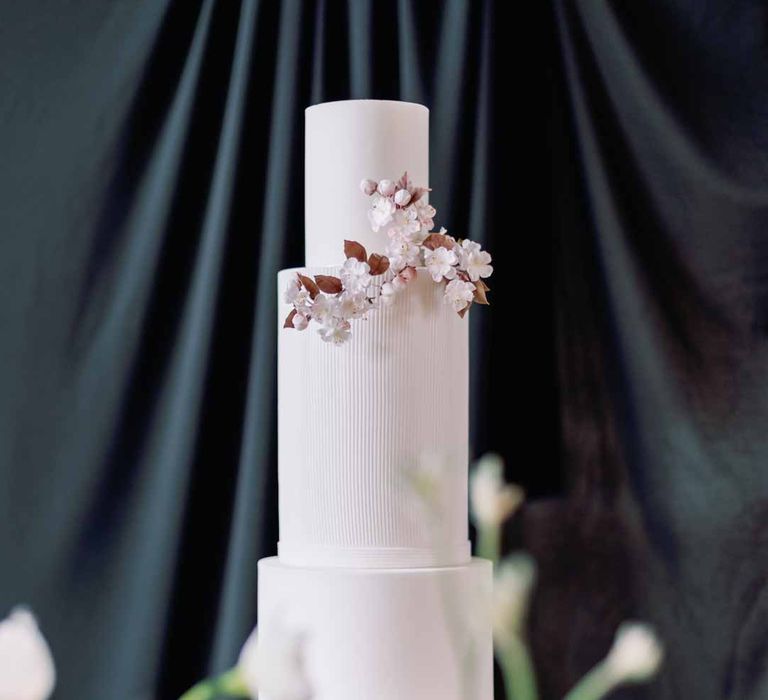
[284,172,494,344]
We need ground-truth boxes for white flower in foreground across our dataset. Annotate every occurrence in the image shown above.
[444,279,476,313]
[470,453,524,528]
[238,625,311,700]
[458,240,493,282]
[492,554,537,642]
[340,257,371,293]
[319,318,351,345]
[359,178,378,196]
[0,608,55,700]
[377,179,396,197]
[423,246,457,282]
[604,622,664,684]
[368,193,396,232]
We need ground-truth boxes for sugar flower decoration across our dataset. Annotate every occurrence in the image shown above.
[284,172,494,344]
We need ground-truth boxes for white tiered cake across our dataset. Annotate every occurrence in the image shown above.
[257,100,493,700]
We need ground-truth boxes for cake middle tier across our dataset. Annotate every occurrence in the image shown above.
[277,266,471,568]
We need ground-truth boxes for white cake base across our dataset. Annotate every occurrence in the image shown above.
[257,557,494,700]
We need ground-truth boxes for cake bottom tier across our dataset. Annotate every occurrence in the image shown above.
[257,557,493,700]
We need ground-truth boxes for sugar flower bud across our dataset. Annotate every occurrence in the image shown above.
[377,179,396,197]
[380,282,397,306]
[604,622,664,684]
[360,178,378,196]
[394,188,412,206]
[0,608,56,700]
[492,554,537,643]
[292,313,309,331]
[470,453,524,528]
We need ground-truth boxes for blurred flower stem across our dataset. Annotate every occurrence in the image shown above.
[562,664,616,700]
[477,523,501,563]
[498,633,538,700]
[179,668,248,700]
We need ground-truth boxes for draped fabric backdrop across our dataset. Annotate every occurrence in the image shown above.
[1,1,766,699]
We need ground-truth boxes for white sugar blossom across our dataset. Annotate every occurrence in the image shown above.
[359,178,378,196]
[309,294,338,324]
[387,237,422,272]
[238,625,311,700]
[458,239,493,282]
[380,282,397,306]
[415,201,436,230]
[394,188,412,206]
[604,623,664,684]
[444,279,476,313]
[338,290,369,320]
[470,453,524,528]
[0,608,56,700]
[493,554,537,643]
[390,206,423,238]
[292,313,309,330]
[340,257,371,293]
[377,179,396,197]
[319,317,351,345]
[368,193,396,232]
[424,246,457,282]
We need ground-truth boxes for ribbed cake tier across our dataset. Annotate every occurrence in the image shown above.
[305,100,428,266]
[257,557,493,700]
[277,266,471,568]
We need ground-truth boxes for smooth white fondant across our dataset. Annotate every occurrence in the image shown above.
[257,557,493,700]
[277,266,470,568]
[305,100,428,266]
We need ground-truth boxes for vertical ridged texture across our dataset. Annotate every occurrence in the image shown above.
[277,267,470,567]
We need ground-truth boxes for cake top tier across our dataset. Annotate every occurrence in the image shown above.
[305,100,429,266]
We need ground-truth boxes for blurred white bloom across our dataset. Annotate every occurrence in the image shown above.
[360,178,378,196]
[292,313,309,331]
[470,454,524,528]
[444,279,476,313]
[238,625,311,700]
[340,257,371,293]
[604,622,664,684]
[0,608,55,700]
[492,554,537,642]
[377,179,396,197]
[394,188,412,206]
[423,246,457,282]
[319,318,351,345]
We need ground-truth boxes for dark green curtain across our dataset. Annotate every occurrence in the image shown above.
[1,1,765,699]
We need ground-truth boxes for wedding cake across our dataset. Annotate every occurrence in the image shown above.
[257,100,493,700]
